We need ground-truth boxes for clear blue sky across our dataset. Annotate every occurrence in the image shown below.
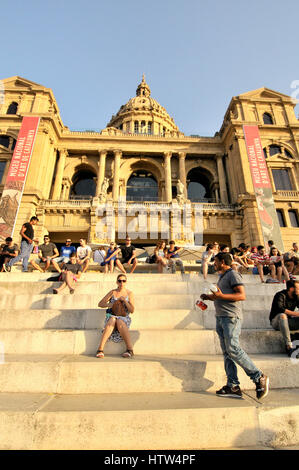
[2,0,299,136]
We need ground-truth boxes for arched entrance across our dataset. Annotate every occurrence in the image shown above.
[187,167,213,202]
[126,170,158,201]
[70,169,96,198]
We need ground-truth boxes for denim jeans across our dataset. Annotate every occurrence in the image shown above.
[8,240,33,271]
[216,316,262,387]
[271,314,299,348]
[168,258,185,273]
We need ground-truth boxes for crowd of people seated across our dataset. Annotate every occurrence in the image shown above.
[200,240,299,283]
[1,227,298,284]
[1,221,299,364]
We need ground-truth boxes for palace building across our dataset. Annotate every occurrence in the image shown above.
[0,75,298,248]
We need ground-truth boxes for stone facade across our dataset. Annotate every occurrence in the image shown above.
[0,75,298,248]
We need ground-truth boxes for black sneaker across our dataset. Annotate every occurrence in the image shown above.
[216,385,243,398]
[255,374,269,400]
[286,346,299,359]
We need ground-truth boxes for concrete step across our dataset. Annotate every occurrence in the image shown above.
[0,308,273,330]
[0,328,284,355]
[0,271,283,284]
[0,308,205,330]
[0,292,279,311]
[0,389,299,449]
[0,354,296,394]
[0,279,284,296]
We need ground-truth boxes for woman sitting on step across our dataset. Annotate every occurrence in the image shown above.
[154,240,168,273]
[96,274,135,358]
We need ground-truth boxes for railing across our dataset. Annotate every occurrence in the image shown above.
[274,190,299,199]
[62,128,218,141]
[40,199,240,212]
[40,199,92,207]
[69,195,93,200]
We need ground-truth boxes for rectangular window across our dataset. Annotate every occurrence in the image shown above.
[134,121,139,133]
[0,161,6,183]
[276,209,286,227]
[272,169,293,191]
[289,210,299,228]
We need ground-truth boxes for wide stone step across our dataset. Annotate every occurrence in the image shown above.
[0,354,296,394]
[0,308,273,330]
[0,280,284,296]
[0,271,283,284]
[0,292,279,310]
[0,328,284,355]
[0,389,299,449]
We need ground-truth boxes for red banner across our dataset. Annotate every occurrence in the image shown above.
[243,125,271,189]
[243,125,284,251]
[0,116,40,240]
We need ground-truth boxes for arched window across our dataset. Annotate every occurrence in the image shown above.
[264,145,294,159]
[263,112,273,125]
[0,161,6,183]
[269,145,281,156]
[126,171,158,201]
[284,149,293,159]
[70,169,96,198]
[0,135,10,148]
[148,122,152,134]
[7,102,18,115]
[187,168,212,202]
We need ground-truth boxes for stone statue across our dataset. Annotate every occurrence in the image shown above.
[176,179,186,205]
[98,177,109,203]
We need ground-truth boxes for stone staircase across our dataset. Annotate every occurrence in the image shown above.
[0,272,299,450]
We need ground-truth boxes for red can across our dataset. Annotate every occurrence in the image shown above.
[196,300,208,311]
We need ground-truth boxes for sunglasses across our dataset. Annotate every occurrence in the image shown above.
[118,279,127,283]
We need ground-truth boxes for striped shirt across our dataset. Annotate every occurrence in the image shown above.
[251,252,270,264]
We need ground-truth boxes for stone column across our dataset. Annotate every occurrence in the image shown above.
[216,154,229,204]
[52,149,67,200]
[112,150,122,201]
[164,151,172,202]
[96,150,107,196]
[178,152,187,198]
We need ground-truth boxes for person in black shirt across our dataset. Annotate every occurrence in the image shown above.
[53,253,82,294]
[270,280,299,356]
[119,237,138,273]
[0,237,18,271]
[5,216,39,272]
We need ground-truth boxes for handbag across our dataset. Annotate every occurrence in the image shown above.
[111,299,127,317]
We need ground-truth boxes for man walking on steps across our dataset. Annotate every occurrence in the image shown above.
[4,216,39,273]
[200,252,269,400]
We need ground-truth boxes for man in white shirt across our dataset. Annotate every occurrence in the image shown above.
[76,238,92,273]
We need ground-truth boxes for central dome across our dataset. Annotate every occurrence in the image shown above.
[106,75,183,137]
